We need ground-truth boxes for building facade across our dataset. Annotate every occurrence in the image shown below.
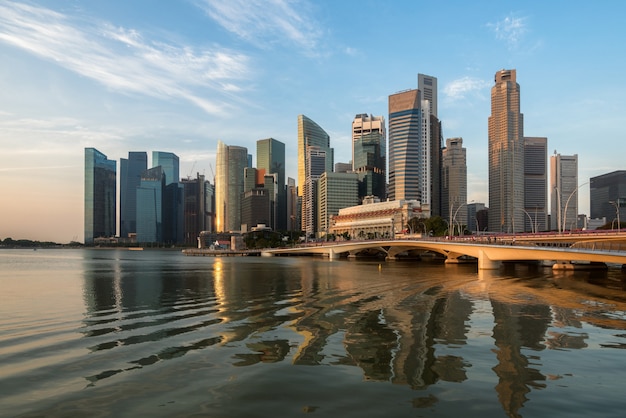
[298,115,333,232]
[84,148,116,244]
[523,137,548,232]
[388,89,422,202]
[352,114,386,201]
[303,147,326,238]
[550,152,578,232]
[120,151,147,239]
[442,137,467,231]
[330,199,430,240]
[136,166,165,243]
[257,138,287,230]
[215,140,248,232]
[488,69,525,233]
[590,170,626,228]
[317,172,359,237]
[181,173,213,245]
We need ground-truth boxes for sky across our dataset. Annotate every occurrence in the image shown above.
[1,0,626,243]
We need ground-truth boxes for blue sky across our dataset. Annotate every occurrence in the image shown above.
[1,0,625,243]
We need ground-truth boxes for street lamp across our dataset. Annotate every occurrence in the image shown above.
[520,208,535,234]
[452,200,473,237]
[609,200,621,231]
[562,182,588,233]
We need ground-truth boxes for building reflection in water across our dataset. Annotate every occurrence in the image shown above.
[80,252,626,417]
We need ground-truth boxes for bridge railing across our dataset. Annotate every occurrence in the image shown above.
[571,241,626,252]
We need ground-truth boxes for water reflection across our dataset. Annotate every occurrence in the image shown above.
[77,251,626,417]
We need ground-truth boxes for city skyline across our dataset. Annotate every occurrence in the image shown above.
[2,1,626,242]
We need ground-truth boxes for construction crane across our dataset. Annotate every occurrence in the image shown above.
[187,161,197,180]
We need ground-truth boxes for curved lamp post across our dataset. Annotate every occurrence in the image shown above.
[562,182,588,233]
[520,208,535,234]
[609,200,621,231]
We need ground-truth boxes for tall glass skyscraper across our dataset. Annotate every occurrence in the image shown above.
[136,166,165,243]
[84,148,116,244]
[152,151,182,243]
[120,151,147,238]
[488,69,524,233]
[352,114,386,201]
[215,140,248,232]
[297,115,333,232]
[257,138,286,230]
[388,89,422,202]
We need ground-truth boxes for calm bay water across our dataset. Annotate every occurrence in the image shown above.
[2,249,626,417]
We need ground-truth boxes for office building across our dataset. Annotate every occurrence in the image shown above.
[181,173,213,246]
[215,140,248,232]
[550,152,578,232]
[84,148,116,244]
[488,69,525,233]
[442,138,467,230]
[419,74,442,217]
[418,73,438,118]
[136,166,165,243]
[523,137,548,232]
[257,138,286,230]
[152,151,183,244]
[335,162,352,173]
[590,170,626,228]
[120,152,147,239]
[298,115,333,232]
[352,114,386,201]
[303,147,326,238]
[467,202,487,234]
[388,89,421,202]
[286,177,298,231]
[317,172,359,237]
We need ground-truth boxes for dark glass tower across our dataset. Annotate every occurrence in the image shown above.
[136,166,165,243]
[120,151,147,238]
[153,151,183,244]
[84,148,116,244]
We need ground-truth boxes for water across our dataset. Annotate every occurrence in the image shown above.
[2,249,626,417]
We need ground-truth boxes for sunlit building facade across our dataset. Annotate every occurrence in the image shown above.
[317,172,359,237]
[550,152,578,232]
[488,69,525,233]
[215,140,248,232]
[442,138,467,229]
[352,114,386,201]
[298,115,333,232]
[84,147,116,244]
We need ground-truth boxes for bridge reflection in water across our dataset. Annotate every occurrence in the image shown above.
[265,232,626,270]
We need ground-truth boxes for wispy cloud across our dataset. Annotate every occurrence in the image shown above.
[488,14,528,49]
[0,1,251,115]
[443,77,491,101]
[197,0,323,54]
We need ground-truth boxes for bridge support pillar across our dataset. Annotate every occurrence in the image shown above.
[478,250,501,270]
[327,248,339,260]
[261,251,273,257]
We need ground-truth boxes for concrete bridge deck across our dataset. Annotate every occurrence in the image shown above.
[263,238,626,270]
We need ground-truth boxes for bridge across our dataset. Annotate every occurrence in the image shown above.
[262,233,626,270]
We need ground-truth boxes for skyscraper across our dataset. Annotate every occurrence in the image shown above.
[153,151,182,244]
[215,140,248,232]
[257,138,286,230]
[298,115,333,232]
[523,137,548,232]
[136,166,165,243]
[84,148,116,244]
[181,173,213,246]
[550,152,578,232]
[488,69,525,233]
[318,172,359,237]
[388,89,421,202]
[590,170,626,227]
[304,147,326,238]
[352,114,386,201]
[120,151,147,239]
[418,73,438,118]
[442,138,467,230]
